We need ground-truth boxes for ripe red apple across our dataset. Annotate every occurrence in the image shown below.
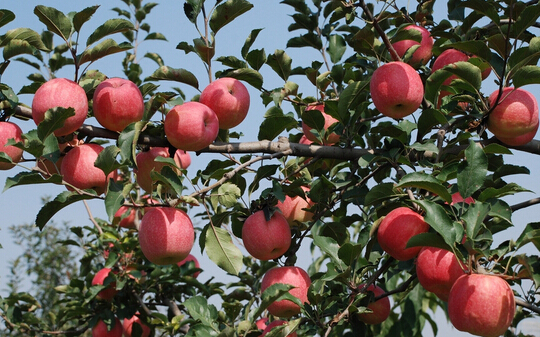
[376,207,430,261]
[91,267,117,301]
[416,247,466,301]
[242,210,291,261]
[92,78,144,132]
[123,314,151,337]
[301,104,341,145]
[61,143,116,195]
[177,253,201,278]
[138,207,195,265]
[113,205,137,229]
[199,77,250,129]
[255,317,268,330]
[370,62,424,119]
[276,186,314,226]
[496,121,539,146]
[260,266,311,318]
[392,24,434,66]
[487,87,539,142]
[450,191,475,205]
[92,318,123,337]
[32,78,88,136]
[261,320,298,337]
[0,121,23,170]
[448,274,515,337]
[135,148,190,192]
[357,284,391,324]
[164,102,219,151]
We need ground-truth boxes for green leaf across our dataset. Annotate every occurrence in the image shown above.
[457,140,487,199]
[396,172,452,204]
[72,6,100,33]
[287,33,323,49]
[266,49,291,81]
[78,39,132,65]
[36,191,97,230]
[445,40,492,62]
[0,10,15,29]
[251,283,296,323]
[460,0,499,25]
[406,232,452,250]
[210,0,254,35]
[414,199,457,246]
[104,180,125,222]
[2,40,37,60]
[218,68,263,89]
[516,222,540,250]
[33,5,72,42]
[184,0,204,24]
[144,32,167,41]
[245,48,266,71]
[94,145,121,176]
[205,225,243,275]
[146,66,199,89]
[312,223,346,270]
[512,3,540,40]
[217,183,241,208]
[248,164,280,195]
[461,202,491,239]
[241,28,263,59]
[118,121,145,166]
[512,65,540,88]
[150,165,185,196]
[364,182,399,206]
[4,171,63,192]
[258,107,297,141]
[337,80,369,123]
[37,107,75,141]
[183,296,219,331]
[86,19,134,46]
[0,28,50,51]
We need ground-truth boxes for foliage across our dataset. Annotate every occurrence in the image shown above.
[0,0,539,336]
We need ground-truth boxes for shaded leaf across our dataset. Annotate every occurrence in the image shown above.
[4,171,63,192]
[512,65,540,88]
[396,172,452,203]
[414,199,456,246]
[37,107,75,141]
[78,39,133,64]
[33,5,72,41]
[86,19,134,46]
[36,191,97,230]
[218,68,263,89]
[1,28,50,51]
[210,0,254,34]
[0,10,15,29]
[241,28,263,59]
[457,140,487,199]
[266,49,291,81]
[73,6,100,33]
[146,66,199,89]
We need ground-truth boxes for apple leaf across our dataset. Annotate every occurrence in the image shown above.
[364,182,401,206]
[251,283,295,323]
[86,19,134,46]
[396,172,452,204]
[248,164,280,196]
[267,49,292,81]
[183,296,219,332]
[218,68,263,90]
[512,3,540,40]
[183,0,204,24]
[95,145,122,176]
[33,5,72,42]
[3,171,63,192]
[36,191,98,230]
[391,24,422,44]
[511,65,540,88]
[150,166,184,196]
[312,223,346,271]
[118,121,145,167]
[414,199,457,246]
[405,232,451,250]
[72,6,100,33]
[338,80,370,123]
[0,152,14,165]
[104,179,125,222]
[0,10,15,29]
[241,28,263,59]
[459,0,500,25]
[461,202,491,240]
[328,34,346,63]
[217,183,241,208]
[258,107,297,141]
[146,66,199,90]
[516,222,540,250]
[445,40,492,61]
[78,39,133,65]
[204,225,243,275]
[478,182,531,201]
[0,27,50,52]
[37,107,75,141]
[457,140,487,199]
[338,242,364,266]
[210,0,254,35]
[245,48,266,71]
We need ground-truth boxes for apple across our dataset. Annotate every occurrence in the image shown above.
[91,267,117,301]
[123,314,151,337]
[448,274,515,337]
[451,191,475,205]
[301,104,341,145]
[487,87,539,141]
[357,284,391,324]
[255,317,268,330]
[260,266,311,318]
[376,207,430,261]
[415,247,466,301]
[32,78,88,136]
[36,137,82,177]
[242,210,291,261]
[276,186,314,226]
[164,101,219,151]
[496,121,539,146]
[92,78,144,132]
[370,62,424,119]
[261,320,297,337]
[61,143,116,195]
[0,121,23,170]
[113,206,137,229]
[135,147,190,192]
[177,253,201,278]
[92,318,123,337]
[392,24,433,66]
[199,77,250,129]
[138,207,195,265]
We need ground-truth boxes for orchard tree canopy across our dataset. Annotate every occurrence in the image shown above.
[0,0,540,336]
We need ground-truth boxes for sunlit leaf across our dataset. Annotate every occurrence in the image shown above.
[204,225,243,275]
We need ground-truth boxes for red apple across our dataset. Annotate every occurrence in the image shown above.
[255,317,268,330]
[91,267,117,301]
[301,104,340,145]
[416,247,466,301]
[113,206,137,229]
[177,253,201,278]
[61,143,116,195]
[135,147,189,192]
[199,77,250,129]
[450,191,475,205]
[123,314,151,337]
[260,266,311,318]
[242,210,291,261]
[138,207,195,265]
[392,24,433,66]
[496,121,539,146]
[32,78,88,136]
[357,284,391,324]
[276,186,314,226]
[164,102,219,151]
[92,78,144,132]
[376,207,430,261]
[370,62,424,119]
[0,121,23,170]
[448,274,515,337]
[487,87,539,141]
[36,137,81,177]
[261,320,298,337]
[92,318,123,337]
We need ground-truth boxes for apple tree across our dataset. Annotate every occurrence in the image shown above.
[0,0,540,336]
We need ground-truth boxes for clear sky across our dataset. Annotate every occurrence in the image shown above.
[0,1,539,335]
